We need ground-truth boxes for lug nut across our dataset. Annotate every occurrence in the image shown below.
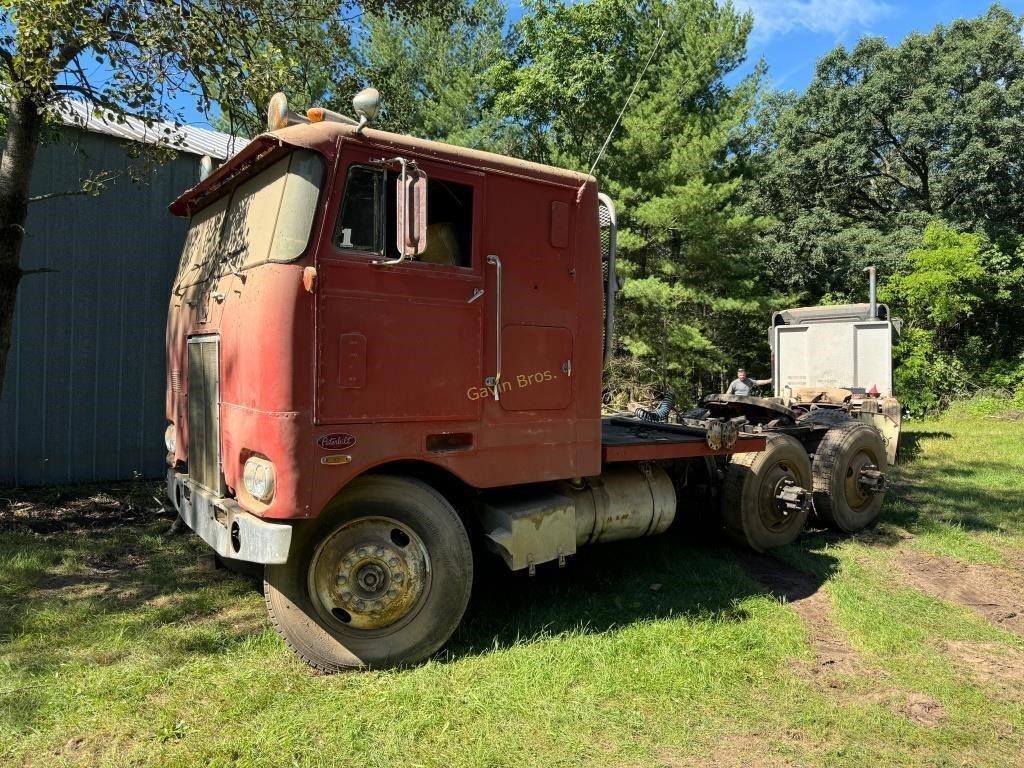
[388,557,399,567]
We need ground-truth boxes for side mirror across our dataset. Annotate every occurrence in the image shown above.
[353,88,381,124]
[395,166,427,257]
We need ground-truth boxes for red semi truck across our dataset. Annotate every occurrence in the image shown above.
[165,89,784,671]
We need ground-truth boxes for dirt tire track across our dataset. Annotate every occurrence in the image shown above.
[736,551,945,726]
[736,552,866,678]
[889,550,1024,636]
[941,641,1024,703]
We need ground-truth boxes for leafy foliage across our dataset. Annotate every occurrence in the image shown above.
[492,0,775,402]
[0,0,458,397]
[880,221,1024,413]
[349,0,510,149]
[748,4,1024,412]
[3,0,1023,413]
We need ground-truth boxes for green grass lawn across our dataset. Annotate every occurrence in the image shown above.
[2,405,1023,767]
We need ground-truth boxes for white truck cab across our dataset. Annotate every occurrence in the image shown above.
[770,268,902,465]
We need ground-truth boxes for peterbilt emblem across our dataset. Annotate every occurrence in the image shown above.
[318,433,357,450]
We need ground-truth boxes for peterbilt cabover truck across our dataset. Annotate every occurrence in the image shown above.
[164,88,821,671]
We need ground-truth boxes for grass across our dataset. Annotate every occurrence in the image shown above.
[1,404,1023,768]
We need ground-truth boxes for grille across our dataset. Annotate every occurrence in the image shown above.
[187,336,224,494]
[598,196,617,361]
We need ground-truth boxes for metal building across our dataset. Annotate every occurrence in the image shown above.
[0,103,245,486]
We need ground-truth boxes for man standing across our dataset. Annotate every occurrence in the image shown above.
[725,368,771,396]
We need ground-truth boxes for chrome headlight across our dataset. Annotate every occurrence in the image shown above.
[243,457,276,503]
[164,424,176,454]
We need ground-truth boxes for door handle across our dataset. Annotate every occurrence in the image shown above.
[485,254,502,399]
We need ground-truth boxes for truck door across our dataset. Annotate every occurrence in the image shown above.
[475,175,585,480]
[314,146,485,425]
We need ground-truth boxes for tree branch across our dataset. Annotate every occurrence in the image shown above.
[107,30,142,48]
[0,44,14,78]
[28,189,95,203]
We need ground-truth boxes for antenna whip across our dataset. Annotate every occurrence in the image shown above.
[588,26,667,178]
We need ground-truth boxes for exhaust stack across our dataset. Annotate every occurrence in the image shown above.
[865,265,877,319]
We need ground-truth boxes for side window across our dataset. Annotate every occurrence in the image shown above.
[333,163,474,268]
[419,178,473,268]
[333,166,387,252]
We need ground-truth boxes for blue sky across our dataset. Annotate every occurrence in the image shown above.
[729,0,1024,90]
[192,1,1024,131]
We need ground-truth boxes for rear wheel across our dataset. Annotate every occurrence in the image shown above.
[722,433,812,552]
[264,475,473,672]
[812,423,887,532]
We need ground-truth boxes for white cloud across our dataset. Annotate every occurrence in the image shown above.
[733,0,894,41]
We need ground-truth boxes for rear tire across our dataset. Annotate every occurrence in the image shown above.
[722,433,812,552]
[812,423,887,532]
[264,475,473,672]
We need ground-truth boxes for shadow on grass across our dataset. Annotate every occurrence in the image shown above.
[449,526,840,657]
[0,521,265,680]
[872,424,1024,539]
[0,480,166,533]
[884,485,1024,536]
[896,430,952,464]
[1,501,843,676]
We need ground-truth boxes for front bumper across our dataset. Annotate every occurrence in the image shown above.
[167,469,293,564]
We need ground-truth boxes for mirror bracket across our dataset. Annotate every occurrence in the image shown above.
[372,157,427,266]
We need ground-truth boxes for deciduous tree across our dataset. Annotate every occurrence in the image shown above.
[0,0,448,398]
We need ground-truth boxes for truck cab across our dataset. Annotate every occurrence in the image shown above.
[164,90,766,671]
[770,278,902,466]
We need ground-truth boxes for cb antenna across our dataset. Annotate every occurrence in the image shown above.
[588,26,668,178]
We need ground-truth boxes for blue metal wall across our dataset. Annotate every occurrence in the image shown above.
[0,128,198,485]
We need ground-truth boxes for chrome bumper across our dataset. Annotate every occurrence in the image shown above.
[166,469,292,564]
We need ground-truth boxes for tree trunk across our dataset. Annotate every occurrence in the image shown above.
[0,97,43,399]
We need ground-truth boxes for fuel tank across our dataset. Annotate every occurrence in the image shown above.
[480,463,677,571]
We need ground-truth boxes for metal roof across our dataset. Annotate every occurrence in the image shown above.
[58,99,248,160]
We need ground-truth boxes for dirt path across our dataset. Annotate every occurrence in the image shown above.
[889,550,1024,636]
[940,640,1024,703]
[737,552,865,679]
[736,552,945,727]
[875,547,1024,704]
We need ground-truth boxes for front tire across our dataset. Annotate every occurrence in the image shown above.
[265,475,473,672]
[722,433,812,552]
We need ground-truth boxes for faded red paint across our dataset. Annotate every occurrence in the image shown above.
[166,121,742,521]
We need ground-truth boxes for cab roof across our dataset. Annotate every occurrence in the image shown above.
[170,121,596,217]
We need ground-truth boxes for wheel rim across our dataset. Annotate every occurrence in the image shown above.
[842,448,878,513]
[756,459,803,532]
[308,517,430,633]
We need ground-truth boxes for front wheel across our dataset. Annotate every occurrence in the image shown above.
[265,475,473,672]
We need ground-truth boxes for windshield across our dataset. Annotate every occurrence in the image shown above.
[174,150,323,290]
